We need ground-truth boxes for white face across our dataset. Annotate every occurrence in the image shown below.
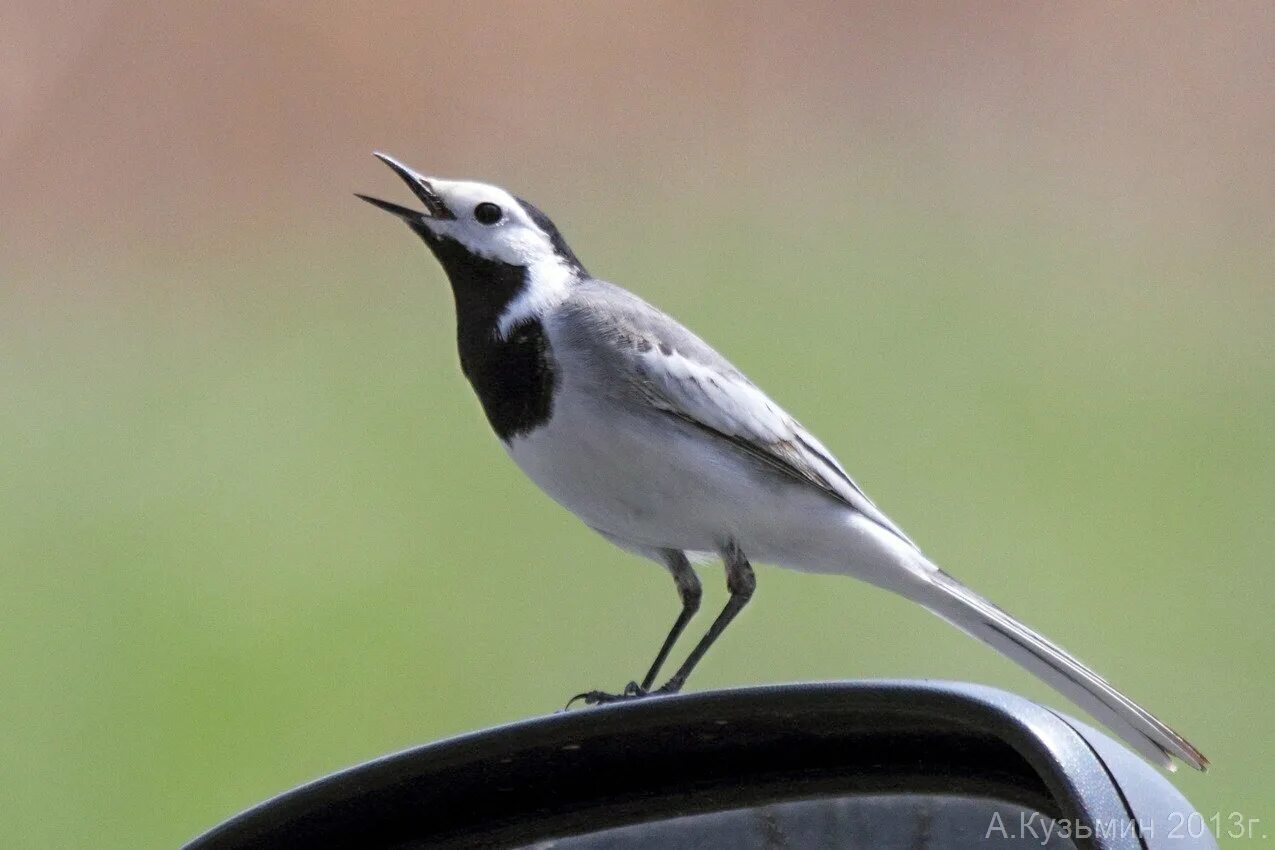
[361,153,582,336]
[418,178,561,269]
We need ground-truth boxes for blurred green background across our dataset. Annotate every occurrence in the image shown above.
[3,3,1272,847]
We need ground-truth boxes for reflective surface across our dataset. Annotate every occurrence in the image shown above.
[524,794,1075,850]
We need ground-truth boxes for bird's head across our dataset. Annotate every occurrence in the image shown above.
[359,153,586,325]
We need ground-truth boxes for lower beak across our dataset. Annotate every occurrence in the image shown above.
[356,152,456,221]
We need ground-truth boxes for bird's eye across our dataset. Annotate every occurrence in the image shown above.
[474,202,502,225]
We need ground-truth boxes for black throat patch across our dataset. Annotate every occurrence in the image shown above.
[415,227,558,442]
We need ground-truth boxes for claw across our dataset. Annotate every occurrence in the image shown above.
[564,691,595,710]
[564,681,650,709]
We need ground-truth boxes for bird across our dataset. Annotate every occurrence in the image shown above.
[357,151,1207,772]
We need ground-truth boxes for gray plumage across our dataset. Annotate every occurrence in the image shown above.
[555,279,915,546]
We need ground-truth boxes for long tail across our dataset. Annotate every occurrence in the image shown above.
[909,564,1208,772]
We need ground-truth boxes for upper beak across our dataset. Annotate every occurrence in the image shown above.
[356,152,456,221]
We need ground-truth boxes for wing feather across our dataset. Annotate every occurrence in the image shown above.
[564,281,915,548]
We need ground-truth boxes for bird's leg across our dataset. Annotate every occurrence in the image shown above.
[652,541,755,695]
[566,550,700,708]
[640,551,702,692]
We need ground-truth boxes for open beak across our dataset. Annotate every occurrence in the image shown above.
[356,152,456,222]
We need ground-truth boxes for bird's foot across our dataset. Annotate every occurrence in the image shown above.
[564,679,687,709]
[565,680,648,708]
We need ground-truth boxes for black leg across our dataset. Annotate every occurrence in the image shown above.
[566,550,701,708]
[639,551,702,692]
[653,541,755,695]
[567,543,754,709]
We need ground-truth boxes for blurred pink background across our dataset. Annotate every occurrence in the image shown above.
[5,2,1271,268]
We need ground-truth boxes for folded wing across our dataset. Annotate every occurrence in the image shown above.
[565,281,916,549]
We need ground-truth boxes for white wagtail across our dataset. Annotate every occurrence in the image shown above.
[358,152,1207,772]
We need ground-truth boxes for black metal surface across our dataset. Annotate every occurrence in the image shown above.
[184,681,1213,850]
[535,794,1081,849]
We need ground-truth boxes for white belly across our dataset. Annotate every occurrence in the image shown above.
[503,384,919,588]
[505,386,736,549]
